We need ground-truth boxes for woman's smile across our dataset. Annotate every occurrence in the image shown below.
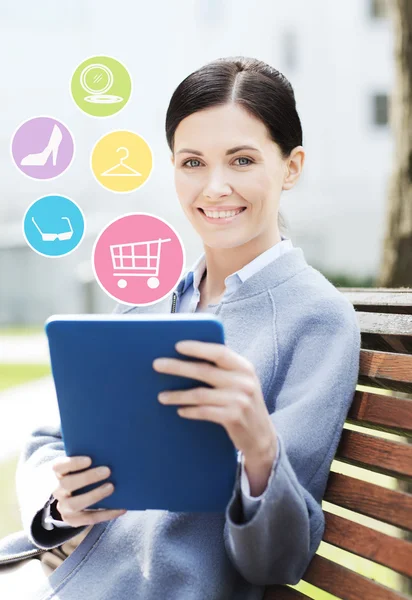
[198,206,247,224]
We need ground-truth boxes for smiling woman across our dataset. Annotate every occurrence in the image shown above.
[0,56,361,600]
[167,57,305,305]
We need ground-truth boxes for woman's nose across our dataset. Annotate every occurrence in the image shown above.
[202,179,232,198]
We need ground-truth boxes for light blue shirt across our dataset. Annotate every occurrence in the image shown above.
[179,237,294,313]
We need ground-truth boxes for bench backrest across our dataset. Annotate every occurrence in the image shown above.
[264,289,412,600]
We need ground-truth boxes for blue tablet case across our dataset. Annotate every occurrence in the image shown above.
[44,314,238,513]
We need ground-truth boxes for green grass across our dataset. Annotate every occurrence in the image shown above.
[0,364,51,392]
[0,454,22,539]
[0,325,43,336]
[0,363,52,538]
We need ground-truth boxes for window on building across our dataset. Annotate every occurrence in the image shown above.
[370,0,390,19]
[282,31,298,71]
[372,93,389,126]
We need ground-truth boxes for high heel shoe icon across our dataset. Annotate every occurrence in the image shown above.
[20,124,63,167]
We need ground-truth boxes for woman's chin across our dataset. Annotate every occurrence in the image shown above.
[201,234,247,249]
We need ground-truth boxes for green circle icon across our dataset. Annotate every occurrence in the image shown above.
[71,56,132,117]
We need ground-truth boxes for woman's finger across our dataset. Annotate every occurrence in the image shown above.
[176,340,255,375]
[55,466,111,496]
[154,356,254,390]
[62,481,114,515]
[52,456,92,478]
[177,403,242,428]
[159,385,251,407]
[59,507,126,528]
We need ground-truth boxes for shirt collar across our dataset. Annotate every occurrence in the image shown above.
[179,236,294,296]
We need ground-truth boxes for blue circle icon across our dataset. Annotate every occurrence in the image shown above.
[23,195,85,257]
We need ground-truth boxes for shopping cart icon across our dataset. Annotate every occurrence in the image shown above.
[32,216,74,241]
[109,237,172,289]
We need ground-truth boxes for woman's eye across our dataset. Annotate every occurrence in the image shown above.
[183,159,202,168]
[182,157,253,168]
[235,157,252,166]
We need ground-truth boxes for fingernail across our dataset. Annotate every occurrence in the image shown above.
[98,467,110,477]
[103,483,113,491]
[153,359,167,367]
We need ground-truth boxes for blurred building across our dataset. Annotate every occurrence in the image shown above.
[0,0,394,324]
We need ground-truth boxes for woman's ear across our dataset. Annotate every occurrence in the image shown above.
[282,146,305,191]
[170,154,175,166]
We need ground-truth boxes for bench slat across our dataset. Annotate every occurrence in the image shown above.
[335,429,412,479]
[356,312,412,355]
[265,290,412,598]
[339,291,412,315]
[360,350,412,383]
[264,512,412,599]
[322,511,412,578]
[324,473,412,532]
[358,349,412,393]
[360,333,412,357]
[302,554,410,600]
[357,312,412,337]
[347,390,412,437]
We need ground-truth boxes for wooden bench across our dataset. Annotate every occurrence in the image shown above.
[264,288,412,600]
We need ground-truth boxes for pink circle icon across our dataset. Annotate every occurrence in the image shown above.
[92,213,185,306]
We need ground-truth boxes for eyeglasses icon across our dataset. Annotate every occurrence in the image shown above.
[32,216,74,241]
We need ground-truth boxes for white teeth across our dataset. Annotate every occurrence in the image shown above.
[203,208,244,219]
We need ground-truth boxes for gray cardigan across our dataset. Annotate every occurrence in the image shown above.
[0,247,361,600]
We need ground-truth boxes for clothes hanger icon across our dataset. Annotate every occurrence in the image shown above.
[101,147,142,177]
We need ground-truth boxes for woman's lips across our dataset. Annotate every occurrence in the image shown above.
[198,207,247,224]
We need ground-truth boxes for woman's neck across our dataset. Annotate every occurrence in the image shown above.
[200,229,282,300]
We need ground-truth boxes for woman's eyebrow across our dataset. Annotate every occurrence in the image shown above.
[176,145,261,156]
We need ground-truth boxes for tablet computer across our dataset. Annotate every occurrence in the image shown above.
[44,314,238,513]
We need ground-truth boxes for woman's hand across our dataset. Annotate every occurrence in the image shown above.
[51,456,127,527]
[153,340,278,495]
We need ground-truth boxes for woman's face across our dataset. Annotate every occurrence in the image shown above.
[171,102,303,250]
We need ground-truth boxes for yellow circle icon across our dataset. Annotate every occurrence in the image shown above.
[91,130,153,193]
